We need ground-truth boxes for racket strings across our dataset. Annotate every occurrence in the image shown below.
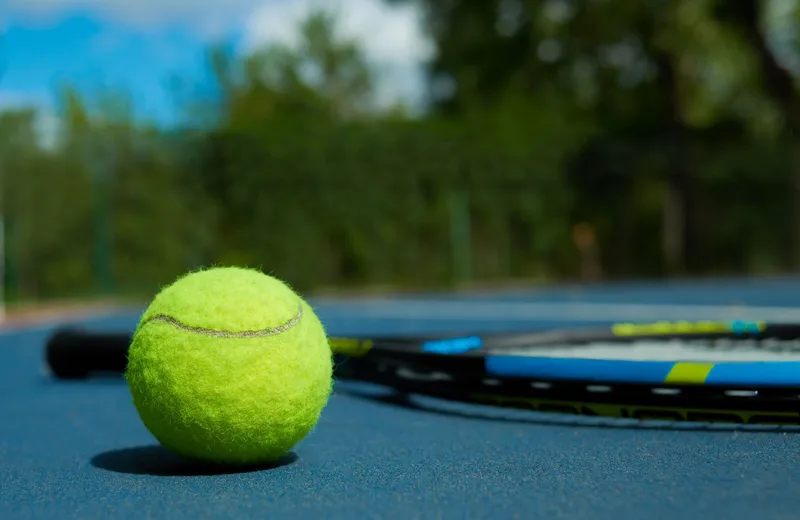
[503,338,800,361]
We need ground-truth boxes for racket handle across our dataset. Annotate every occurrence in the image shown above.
[45,327,131,379]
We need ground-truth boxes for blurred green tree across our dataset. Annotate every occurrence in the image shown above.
[2,0,799,304]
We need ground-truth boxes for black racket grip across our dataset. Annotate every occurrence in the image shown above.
[45,327,132,379]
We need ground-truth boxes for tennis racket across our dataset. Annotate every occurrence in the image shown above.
[45,320,800,425]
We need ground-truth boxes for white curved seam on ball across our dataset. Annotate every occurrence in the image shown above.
[142,303,303,338]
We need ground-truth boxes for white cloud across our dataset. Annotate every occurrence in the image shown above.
[0,91,61,149]
[244,0,433,110]
[243,0,433,64]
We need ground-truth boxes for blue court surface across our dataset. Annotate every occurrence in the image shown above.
[2,277,800,520]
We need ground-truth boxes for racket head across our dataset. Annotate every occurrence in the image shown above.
[331,320,800,427]
[43,320,800,427]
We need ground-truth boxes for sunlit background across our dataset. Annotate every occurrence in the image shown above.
[2,0,800,312]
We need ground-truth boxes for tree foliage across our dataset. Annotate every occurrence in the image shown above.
[1,1,799,301]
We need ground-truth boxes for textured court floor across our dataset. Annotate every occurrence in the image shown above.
[2,277,800,520]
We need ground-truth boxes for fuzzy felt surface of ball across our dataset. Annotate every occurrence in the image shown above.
[125,266,333,465]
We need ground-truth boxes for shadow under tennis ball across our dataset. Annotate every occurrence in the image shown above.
[336,386,800,435]
[91,445,298,476]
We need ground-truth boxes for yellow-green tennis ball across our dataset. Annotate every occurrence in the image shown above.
[125,266,332,465]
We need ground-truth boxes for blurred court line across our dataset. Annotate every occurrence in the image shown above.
[316,300,800,323]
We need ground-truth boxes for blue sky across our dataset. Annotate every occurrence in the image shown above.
[2,14,218,125]
[0,0,431,127]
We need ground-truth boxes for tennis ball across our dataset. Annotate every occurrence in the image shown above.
[125,266,333,465]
